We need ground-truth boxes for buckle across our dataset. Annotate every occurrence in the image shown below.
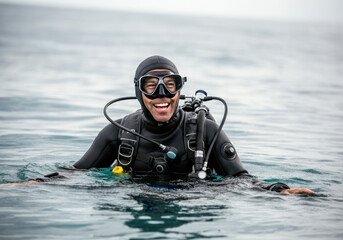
[187,136,196,152]
[118,138,136,166]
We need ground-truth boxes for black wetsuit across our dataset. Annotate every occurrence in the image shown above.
[72,108,290,192]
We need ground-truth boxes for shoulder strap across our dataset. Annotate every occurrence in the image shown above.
[184,111,198,164]
[117,110,142,167]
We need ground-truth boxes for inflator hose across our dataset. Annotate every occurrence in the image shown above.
[195,109,206,171]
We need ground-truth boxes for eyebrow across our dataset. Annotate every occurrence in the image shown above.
[145,78,158,83]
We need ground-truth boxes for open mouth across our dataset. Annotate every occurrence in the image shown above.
[154,103,170,109]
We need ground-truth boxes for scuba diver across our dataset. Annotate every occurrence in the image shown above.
[3,55,314,194]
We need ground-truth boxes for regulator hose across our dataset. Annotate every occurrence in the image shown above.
[103,96,177,157]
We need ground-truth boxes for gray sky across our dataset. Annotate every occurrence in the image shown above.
[1,0,342,23]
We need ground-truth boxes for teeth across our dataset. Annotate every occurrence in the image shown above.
[154,103,169,107]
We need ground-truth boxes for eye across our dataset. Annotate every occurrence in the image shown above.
[166,81,175,87]
[164,79,176,91]
[146,83,157,88]
[143,78,158,93]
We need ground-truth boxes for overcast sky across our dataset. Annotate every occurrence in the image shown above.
[1,0,342,23]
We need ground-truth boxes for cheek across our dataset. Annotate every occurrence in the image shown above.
[141,93,150,108]
[171,93,179,107]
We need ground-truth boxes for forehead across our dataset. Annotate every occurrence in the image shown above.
[146,69,173,75]
[144,76,175,82]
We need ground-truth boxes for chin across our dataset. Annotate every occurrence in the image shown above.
[154,116,172,123]
[152,112,174,122]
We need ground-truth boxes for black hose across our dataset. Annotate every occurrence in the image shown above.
[202,96,228,169]
[103,96,162,147]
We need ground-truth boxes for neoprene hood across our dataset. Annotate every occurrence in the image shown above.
[134,55,180,123]
[134,55,179,83]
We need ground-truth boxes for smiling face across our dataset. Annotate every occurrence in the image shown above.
[142,92,179,122]
[141,69,179,122]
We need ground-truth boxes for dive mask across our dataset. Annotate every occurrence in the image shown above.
[138,74,187,99]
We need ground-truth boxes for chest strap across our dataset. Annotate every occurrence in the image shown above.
[117,110,141,167]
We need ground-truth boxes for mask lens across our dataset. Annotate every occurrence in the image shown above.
[162,75,180,94]
[141,76,159,94]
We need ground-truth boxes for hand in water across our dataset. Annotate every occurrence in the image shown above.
[281,188,315,194]
[0,180,38,187]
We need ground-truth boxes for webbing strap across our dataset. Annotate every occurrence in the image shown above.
[184,112,198,164]
[117,110,141,167]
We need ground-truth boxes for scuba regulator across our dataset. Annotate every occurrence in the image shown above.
[103,90,228,179]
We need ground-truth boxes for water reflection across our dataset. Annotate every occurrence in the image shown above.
[126,195,187,232]
[96,182,227,235]
[129,194,227,235]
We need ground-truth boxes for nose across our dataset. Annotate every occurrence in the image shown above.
[156,84,168,97]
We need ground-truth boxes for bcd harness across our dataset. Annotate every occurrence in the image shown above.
[116,109,199,173]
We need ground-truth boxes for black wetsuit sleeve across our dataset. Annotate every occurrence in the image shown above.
[237,172,290,192]
[32,167,79,182]
[31,122,121,182]
[205,120,290,192]
[73,121,121,169]
[205,119,247,176]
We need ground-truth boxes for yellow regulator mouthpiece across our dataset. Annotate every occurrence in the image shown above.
[112,166,124,174]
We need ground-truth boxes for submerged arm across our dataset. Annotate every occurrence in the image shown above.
[1,122,121,187]
[73,122,120,169]
[206,120,314,194]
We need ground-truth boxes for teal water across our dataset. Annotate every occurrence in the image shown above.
[0,3,343,239]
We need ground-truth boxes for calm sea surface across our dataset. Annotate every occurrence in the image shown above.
[0,3,342,240]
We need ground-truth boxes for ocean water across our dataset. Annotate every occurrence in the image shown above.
[0,3,343,240]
